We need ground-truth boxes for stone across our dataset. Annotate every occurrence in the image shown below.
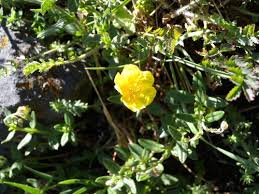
[0,25,91,138]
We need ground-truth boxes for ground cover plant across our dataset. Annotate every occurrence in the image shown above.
[0,0,259,193]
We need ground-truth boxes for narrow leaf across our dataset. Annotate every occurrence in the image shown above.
[17,133,32,150]
[205,111,225,123]
[1,181,42,194]
[138,139,164,153]
[226,85,242,101]
[1,131,16,144]
[102,159,120,174]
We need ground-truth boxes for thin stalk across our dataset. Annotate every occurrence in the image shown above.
[56,47,100,66]
[85,65,126,70]
[166,56,232,79]
[84,66,133,146]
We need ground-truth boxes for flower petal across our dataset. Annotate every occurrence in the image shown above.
[114,64,157,112]
[141,71,154,85]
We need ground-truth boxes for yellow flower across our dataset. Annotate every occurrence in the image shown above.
[114,64,156,112]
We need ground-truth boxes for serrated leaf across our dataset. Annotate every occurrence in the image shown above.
[138,139,164,153]
[23,62,41,76]
[50,99,88,116]
[205,111,225,123]
[17,133,32,150]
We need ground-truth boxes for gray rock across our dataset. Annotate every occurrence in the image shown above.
[0,25,91,140]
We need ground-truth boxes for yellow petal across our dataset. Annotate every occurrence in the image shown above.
[141,71,154,85]
[143,87,157,106]
[121,96,143,112]
[114,72,124,94]
[114,64,157,112]
[121,64,141,77]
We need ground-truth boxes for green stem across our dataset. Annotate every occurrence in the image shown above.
[166,56,232,79]
[56,47,100,66]
[85,65,126,70]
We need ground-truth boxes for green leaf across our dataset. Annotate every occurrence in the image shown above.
[60,189,73,194]
[146,103,166,116]
[70,131,77,144]
[48,134,60,150]
[17,133,32,150]
[138,139,164,153]
[193,71,206,91]
[1,181,42,194]
[24,165,53,181]
[23,62,41,76]
[176,113,196,123]
[9,162,23,178]
[171,27,182,54]
[37,19,65,39]
[205,111,225,123]
[123,178,137,194]
[64,23,81,35]
[112,6,135,34]
[73,187,87,194]
[206,97,228,108]
[29,111,37,129]
[136,172,150,182]
[102,159,120,174]
[107,188,118,194]
[68,0,79,12]
[95,176,111,185]
[95,189,107,194]
[64,113,74,127]
[128,143,145,160]
[58,179,82,185]
[50,99,88,116]
[1,130,16,144]
[115,146,130,161]
[61,133,69,147]
[165,90,194,104]
[40,0,56,14]
[171,141,188,163]
[107,95,122,105]
[226,85,242,101]
[160,174,179,186]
